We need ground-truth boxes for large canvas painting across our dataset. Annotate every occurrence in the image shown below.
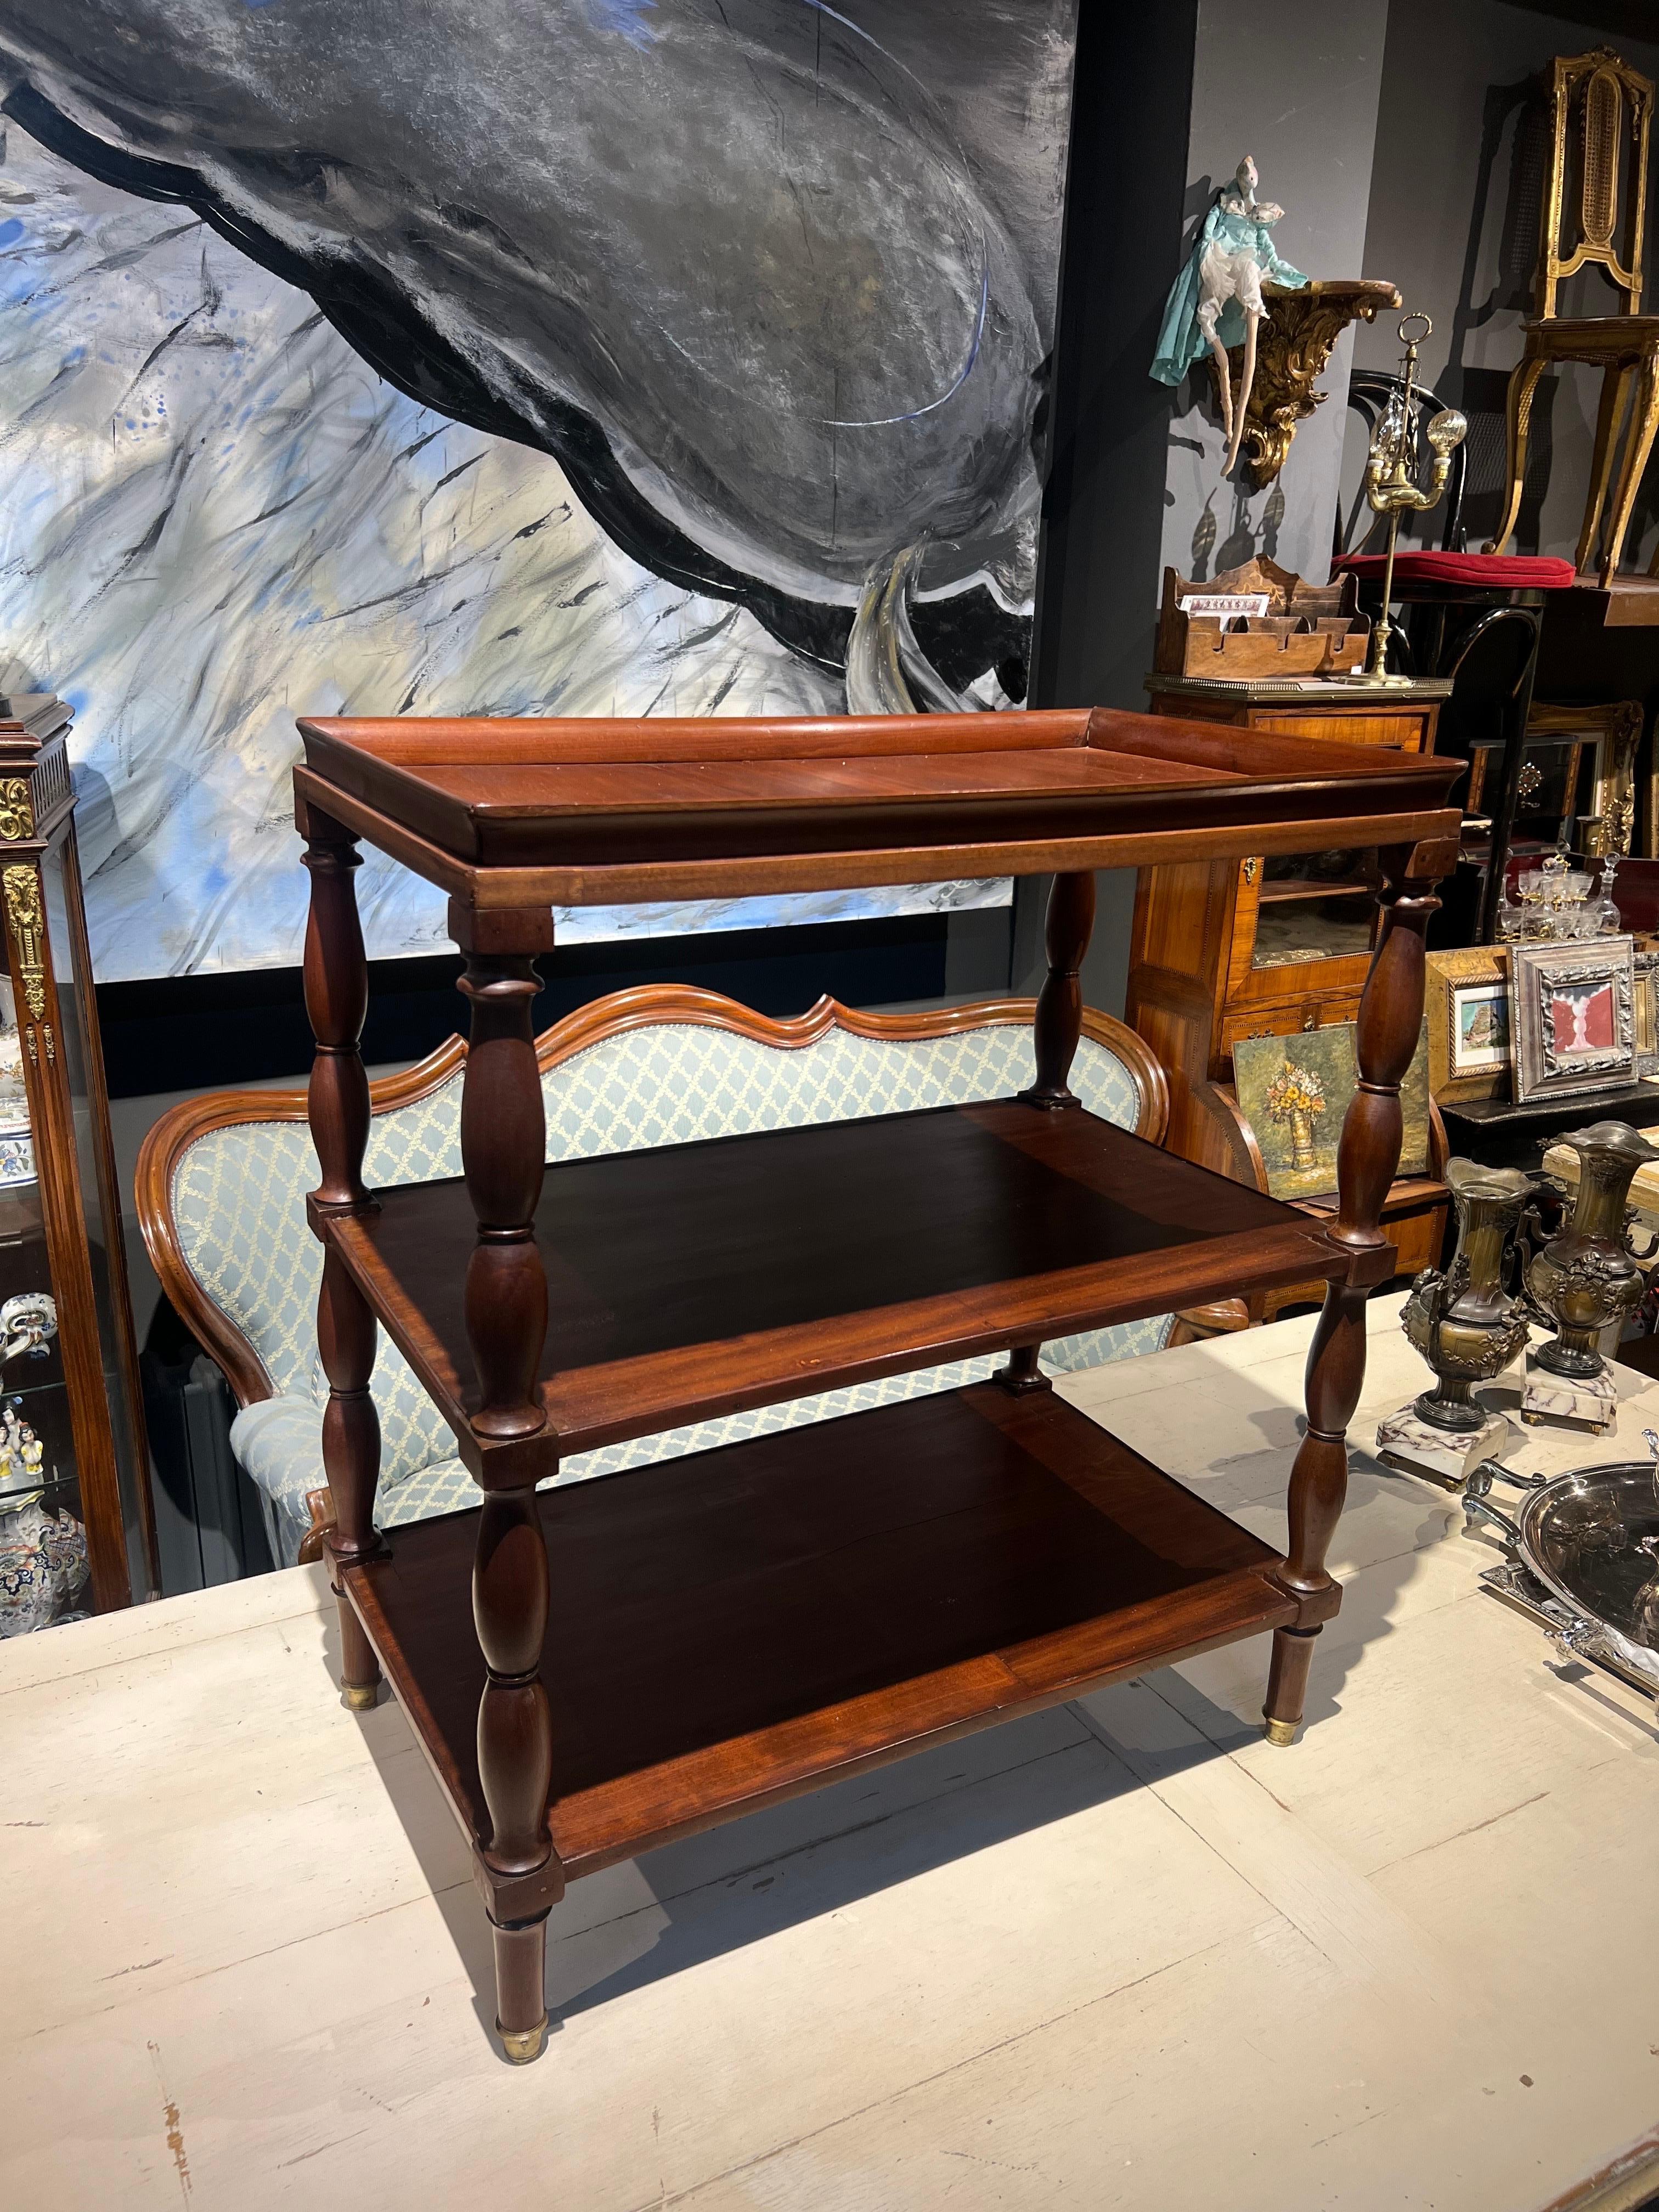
[0,2,1077,979]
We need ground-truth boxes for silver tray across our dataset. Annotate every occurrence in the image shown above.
[1465,1456,1659,1696]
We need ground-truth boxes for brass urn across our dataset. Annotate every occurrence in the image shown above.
[1526,1121,1659,1380]
[1402,1159,1536,1430]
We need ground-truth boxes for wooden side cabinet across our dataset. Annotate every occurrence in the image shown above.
[0,695,156,1634]
[1131,679,1454,1307]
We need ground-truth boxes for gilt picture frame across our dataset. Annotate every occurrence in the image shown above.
[1509,935,1637,1104]
[1526,701,1643,856]
[1426,946,1511,1103]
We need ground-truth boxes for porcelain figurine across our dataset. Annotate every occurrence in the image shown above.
[0,1398,86,1635]
[0,1291,56,1365]
[0,1490,88,1635]
[0,983,34,1189]
[1152,154,1310,475]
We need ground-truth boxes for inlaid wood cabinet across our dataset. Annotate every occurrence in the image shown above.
[1130,679,1453,1305]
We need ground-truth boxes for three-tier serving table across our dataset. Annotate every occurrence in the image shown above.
[295,706,1461,2061]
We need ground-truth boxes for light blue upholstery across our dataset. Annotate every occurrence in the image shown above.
[163,1013,1175,1565]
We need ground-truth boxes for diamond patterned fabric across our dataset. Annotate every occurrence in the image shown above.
[176,1015,1170,1566]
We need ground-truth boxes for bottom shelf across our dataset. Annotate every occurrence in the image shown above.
[345,1383,1309,1898]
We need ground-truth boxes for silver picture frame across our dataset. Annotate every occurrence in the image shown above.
[1635,946,1659,1080]
[1509,934,1637,1103]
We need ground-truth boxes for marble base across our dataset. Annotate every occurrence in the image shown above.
[1520,1351,1619,1436]
[1374,1402,1514,1490]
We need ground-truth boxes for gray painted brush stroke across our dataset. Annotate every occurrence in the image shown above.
[0,133,1009,980]
[0,0,1076,639]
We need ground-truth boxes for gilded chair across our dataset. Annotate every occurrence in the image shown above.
[1485,48,1657,588]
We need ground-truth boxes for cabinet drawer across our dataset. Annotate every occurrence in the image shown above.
[1249,709,1431,752]
[1220,997,1361,1062]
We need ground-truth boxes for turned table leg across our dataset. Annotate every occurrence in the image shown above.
[302,805,384,1711]
[995,1341,1051,1395]
[1264,845,1439,1746]
[454,904,559,2060]
[1019,870,1096,1109]
[476,1487,555,2064]
[492,1909,554,2065]
[1011,869,1096,1376]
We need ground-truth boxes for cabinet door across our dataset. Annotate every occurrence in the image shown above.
[1224,850,1380,1013]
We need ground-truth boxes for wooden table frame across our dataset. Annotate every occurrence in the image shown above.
[293,706,1462,2062]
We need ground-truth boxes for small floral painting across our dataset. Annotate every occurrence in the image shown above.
[1234,1020,1431,1200]
[1263,1062,1328,1171]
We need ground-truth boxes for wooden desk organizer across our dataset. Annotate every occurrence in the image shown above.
[293,705,1460,2061]
[1157,555,1370,680]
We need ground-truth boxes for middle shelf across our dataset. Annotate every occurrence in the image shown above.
[327,1099,1351,1466]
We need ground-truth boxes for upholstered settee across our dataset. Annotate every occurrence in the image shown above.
[138,988,1178,1568]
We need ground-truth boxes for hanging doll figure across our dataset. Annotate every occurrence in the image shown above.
[1152,156,1310,477]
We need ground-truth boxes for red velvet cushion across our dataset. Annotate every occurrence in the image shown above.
[1331,552,1577,589]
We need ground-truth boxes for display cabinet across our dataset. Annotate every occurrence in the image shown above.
[0,695,155,1634]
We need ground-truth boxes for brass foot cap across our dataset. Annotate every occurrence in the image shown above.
[340,1680,380,1712]
[498,2013,549,2065]
[1263,1717,1299,1748]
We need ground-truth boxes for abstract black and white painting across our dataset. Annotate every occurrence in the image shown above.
[0,2,1077,977]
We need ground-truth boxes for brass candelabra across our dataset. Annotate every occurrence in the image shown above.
[1342,312,1468,687]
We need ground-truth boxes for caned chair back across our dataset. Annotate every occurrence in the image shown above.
[1537,48,1654,321]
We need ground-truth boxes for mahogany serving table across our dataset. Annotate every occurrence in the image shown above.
[293,707,1462,2062]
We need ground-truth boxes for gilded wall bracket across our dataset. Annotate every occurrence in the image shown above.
[1212,279,1403,488]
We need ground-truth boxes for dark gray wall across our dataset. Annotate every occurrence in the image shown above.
[1023,2,1200,1006]
[1025,0,1390,1008]
[1353,0,1659,564]
[1161,1,1389,591]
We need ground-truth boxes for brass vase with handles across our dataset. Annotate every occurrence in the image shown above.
[1402,1159,1536,1430]
[1526,1121,1659,1380]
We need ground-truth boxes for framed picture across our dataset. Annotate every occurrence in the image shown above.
[1509,935,1637,1104]
[1426,946,1511,1103]
[1233,1020,1431,1202]
[1522,701,1643,856]
[1636,946,1659,1079]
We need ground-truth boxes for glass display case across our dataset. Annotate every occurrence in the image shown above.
[0,695,155,1634]
[1250,849,1383,970]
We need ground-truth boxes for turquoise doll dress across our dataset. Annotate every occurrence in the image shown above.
[1152,194,1309,385]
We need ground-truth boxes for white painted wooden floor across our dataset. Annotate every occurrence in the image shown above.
[4,1296,1658,2211]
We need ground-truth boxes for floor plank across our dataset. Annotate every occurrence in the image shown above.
[4,1295,1656,2210]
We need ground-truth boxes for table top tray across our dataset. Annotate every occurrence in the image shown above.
[295,707,1464,906]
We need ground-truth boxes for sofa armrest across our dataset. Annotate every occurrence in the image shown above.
[230,1395,331,1569]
